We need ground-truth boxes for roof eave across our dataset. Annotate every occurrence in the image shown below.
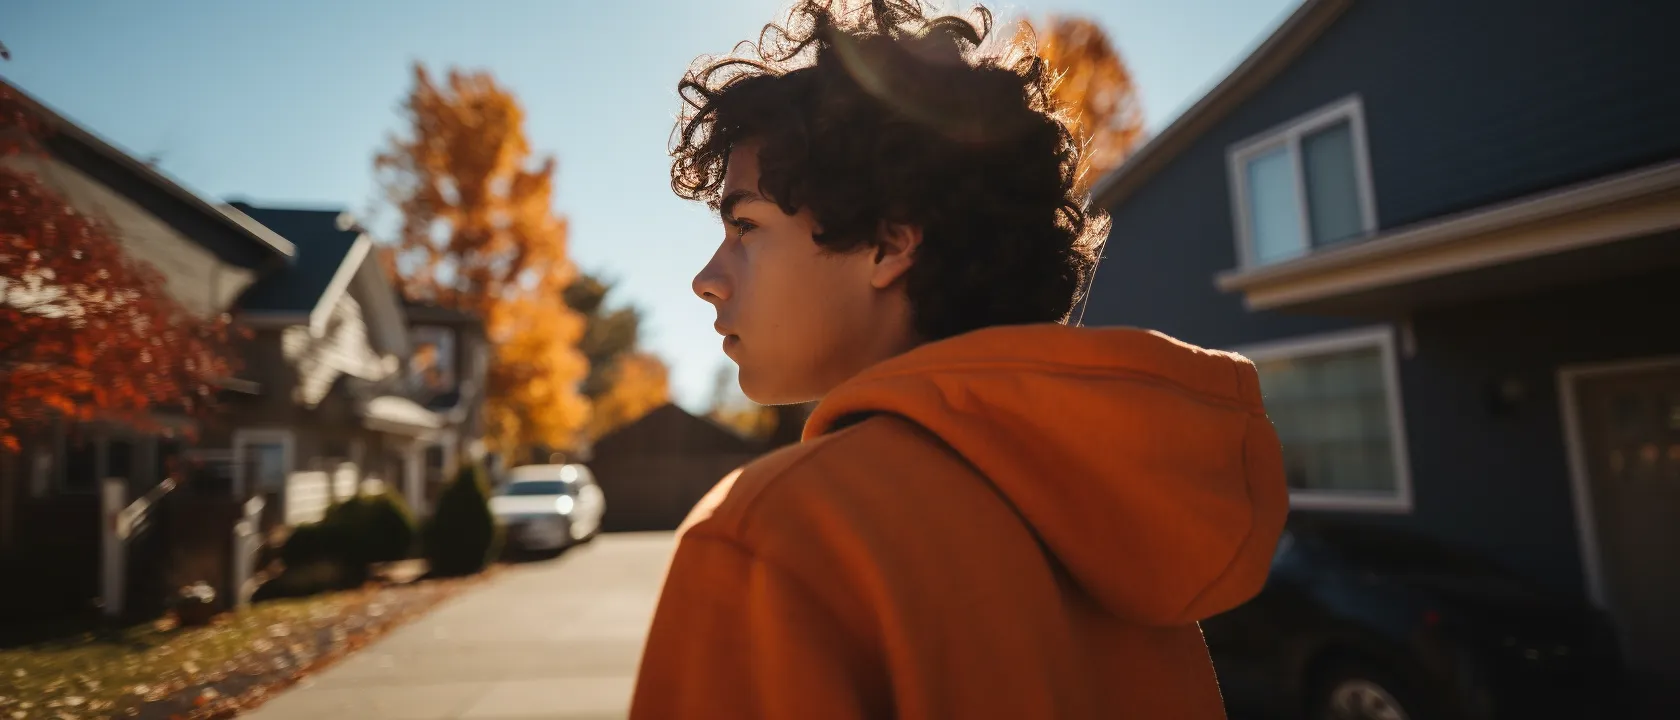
[1090,0,1352,210]
[0,77,296,260]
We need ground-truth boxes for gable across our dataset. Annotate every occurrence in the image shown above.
[1088,0,1680,341]
[1101,0,1680,228]
[280,292,393,408]
[594,404,757,458]
[3,79,292,268]
[1,153,258,317]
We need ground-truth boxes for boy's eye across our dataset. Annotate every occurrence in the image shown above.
[730,218,759,235]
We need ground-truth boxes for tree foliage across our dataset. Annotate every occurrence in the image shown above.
[1017,16,1146,193]
[0,85,239,451]
[587,351,670,440]
[375,64,588,455]
[565,273,642,399]
[565,273,670,440]
[704,364,778,443]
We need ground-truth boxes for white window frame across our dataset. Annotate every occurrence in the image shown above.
[1227,95,1380,269]
[1235,325,1413,513]
[231,428,296,501]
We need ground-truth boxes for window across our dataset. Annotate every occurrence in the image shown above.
[58,428,138,494]
[232,429,295,500]
[410,325,457,394]
[499,481,573,497]
[1229,96,1377,267]
[1238,326,1411,511]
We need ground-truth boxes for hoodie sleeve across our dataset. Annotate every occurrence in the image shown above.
[629,532,887,720]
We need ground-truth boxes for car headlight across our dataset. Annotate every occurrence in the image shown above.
[555,495,574,514]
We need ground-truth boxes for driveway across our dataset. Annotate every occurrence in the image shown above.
[245,532,675,720]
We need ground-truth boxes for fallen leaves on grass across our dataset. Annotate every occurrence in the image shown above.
[0,576,483,720]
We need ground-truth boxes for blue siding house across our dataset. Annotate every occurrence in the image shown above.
[1085,0,1680,690]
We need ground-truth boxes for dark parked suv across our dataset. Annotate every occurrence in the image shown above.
[1204,516,1625,720]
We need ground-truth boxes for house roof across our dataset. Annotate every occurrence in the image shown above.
[233,203,367,315]
[1089,0,1350,210]
[0,76,295,262]
[593,403,759,457]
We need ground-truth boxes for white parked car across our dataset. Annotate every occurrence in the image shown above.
[489,464,605,553]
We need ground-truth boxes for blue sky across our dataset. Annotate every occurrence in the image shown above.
[2,0,1297,410]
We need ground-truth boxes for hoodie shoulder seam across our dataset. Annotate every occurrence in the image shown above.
[1171,359,1264,621]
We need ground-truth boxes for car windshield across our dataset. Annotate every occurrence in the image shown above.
[500,481,568,496]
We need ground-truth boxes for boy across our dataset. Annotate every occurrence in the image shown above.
[631,1,1288,717]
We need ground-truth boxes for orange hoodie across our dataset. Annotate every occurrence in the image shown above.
[630,324,1288,719]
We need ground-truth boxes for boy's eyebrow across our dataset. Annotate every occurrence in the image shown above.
[719,189,768,220]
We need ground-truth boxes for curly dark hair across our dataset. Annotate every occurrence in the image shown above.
[671,0,1107,340]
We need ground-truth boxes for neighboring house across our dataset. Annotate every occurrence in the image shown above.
[220,202,486,528]
[588,403,760,532]
[1084,0,1679,692]
[403,300,491,507]
[0,79,293,616]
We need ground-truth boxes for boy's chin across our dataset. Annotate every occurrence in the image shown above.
[739,371,816,407]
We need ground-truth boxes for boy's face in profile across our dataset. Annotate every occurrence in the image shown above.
[692,142,911,406]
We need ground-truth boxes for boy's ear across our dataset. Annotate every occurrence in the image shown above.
[870,221,922,289]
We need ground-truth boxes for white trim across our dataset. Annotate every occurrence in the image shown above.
[309,235,373,337]
[1234,325,1414,513]
[1216,159,1680,304]
[1555,355,1680,610]
[403,442,425,517]
[231,428,296,502]
[1092,0,1350,209]
[1228,95,1379,269]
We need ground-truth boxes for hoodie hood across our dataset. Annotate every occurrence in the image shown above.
[805,324,1289,626]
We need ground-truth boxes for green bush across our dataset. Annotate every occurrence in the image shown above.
[279,522,335,568]
[252,561,351,602]
[359,489,417,563]
[275,488,417,593]
[422,464,503,577]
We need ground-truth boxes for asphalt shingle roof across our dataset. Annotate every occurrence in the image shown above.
[233,202,362,314]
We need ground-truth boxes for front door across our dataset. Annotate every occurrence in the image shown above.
[1573,363,1680,692]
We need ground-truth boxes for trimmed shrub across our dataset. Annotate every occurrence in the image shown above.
[422,464,503,577]
[272,489,417,595]
[359,489,417,564]
[279,522,335,569]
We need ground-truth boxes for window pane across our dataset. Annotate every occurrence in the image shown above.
[1256,345,1397,495]
[1302,120,1366,247]
[244,443,287,492]
[501,481,569,497]
[1244,146,1306,264]
[411,325,457,394]
[107,438,134,490]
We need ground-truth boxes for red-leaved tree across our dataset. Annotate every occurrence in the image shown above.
[0,85,239,451]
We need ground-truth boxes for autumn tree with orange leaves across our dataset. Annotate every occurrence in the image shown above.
[565,273,670,441]
[0,85,239,451]
[1017,16,1146,193]
[376,64,589,457]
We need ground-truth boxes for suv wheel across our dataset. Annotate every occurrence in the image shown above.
[1312,663,1426,720]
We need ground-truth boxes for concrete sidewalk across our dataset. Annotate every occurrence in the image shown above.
[245,533,675,720]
